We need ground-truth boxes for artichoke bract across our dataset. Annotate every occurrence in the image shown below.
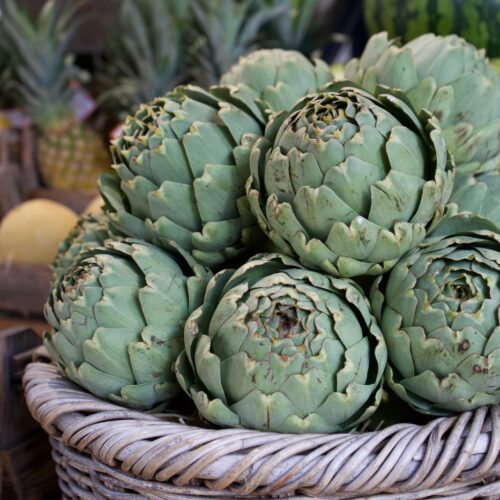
[99,85,264,268]
[449,171,500,229]
[371,229,500,415]
[219,49,332,119]
[345,33,500,176]
[175,253,387,433]
[44,239,211,410]
[247,84,454,278]
[51,214,116,280]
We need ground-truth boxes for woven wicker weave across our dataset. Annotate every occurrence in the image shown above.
[24,362,500,499]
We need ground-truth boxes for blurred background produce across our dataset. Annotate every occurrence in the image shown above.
[0,0,365,332]
[363,0,500,56]
[0,199,77,265]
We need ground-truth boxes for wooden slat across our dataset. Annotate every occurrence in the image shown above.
[0,164,23,218]
[0,328,42,449]
[0,316,48,337]
[1,431,58,500]
[19,124,39,193]
[0,327,58,498]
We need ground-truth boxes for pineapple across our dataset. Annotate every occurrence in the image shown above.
[98,0,187,118]
[2,0,109,190]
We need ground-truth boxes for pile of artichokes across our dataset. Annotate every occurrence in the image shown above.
[45,40,499,433]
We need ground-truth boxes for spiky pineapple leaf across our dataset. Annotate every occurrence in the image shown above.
[97,0,187,117]
[260,0,325,54]
[1,0,88,127]
[188,0,284,87]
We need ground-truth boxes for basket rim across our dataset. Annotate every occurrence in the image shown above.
[23,362,500,498]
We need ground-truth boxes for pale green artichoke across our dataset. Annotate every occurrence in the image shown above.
[44,239,211,410]
[99,85,264,268]
[345,33,500,176]
[371,228,500,415]
[51,215,116,280]
[247,84,455,278]
[175,253,387,433]
[218,49,331,119]
[449,171,500,229]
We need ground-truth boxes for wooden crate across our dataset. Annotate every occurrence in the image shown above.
[0,262,51,317]
[0,327,58,499]
[27,186,97,215]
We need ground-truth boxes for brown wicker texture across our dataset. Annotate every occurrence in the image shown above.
[24,362,500,499]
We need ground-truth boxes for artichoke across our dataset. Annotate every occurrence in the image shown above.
[51,214,116,280]
[247,84,455,278]
[175,253,387,433]
[371,229,500,415]
[44,239,211,410]
[345,33,500,176]
[219,49,331,118]
[449,171,500,229]
[99,85,264,268]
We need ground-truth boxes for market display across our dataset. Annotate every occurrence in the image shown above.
[1,2,499,497]
[39,35,500,433]
[0,0,496,446]
[31,35,500,442]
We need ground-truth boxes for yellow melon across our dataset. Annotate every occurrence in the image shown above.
[82,195,104,215]
[0,199,78,265]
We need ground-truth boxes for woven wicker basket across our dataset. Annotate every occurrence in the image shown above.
[24,362,500,499]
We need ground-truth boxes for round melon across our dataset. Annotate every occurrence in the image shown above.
[0,199,78,265]
[82,195,104,216]
[364,0,500,57]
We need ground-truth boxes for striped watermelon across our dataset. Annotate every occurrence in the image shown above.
[363,0,500,56]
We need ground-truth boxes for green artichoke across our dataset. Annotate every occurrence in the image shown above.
[51,214,116,280]
[175,253,387,433]
[99,85,264,268]
[371,229,500,415]
[247,84,455,278]
[449,171,500,229]
[44,239,211,410]
[345,33,500,176]
[219,49,331,118]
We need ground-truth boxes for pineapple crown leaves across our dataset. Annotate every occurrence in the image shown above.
[188,0,285,87]
[98,0,187,116]
[258,0,326,54]
[1,0,88,126]
[0,23,15,107]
